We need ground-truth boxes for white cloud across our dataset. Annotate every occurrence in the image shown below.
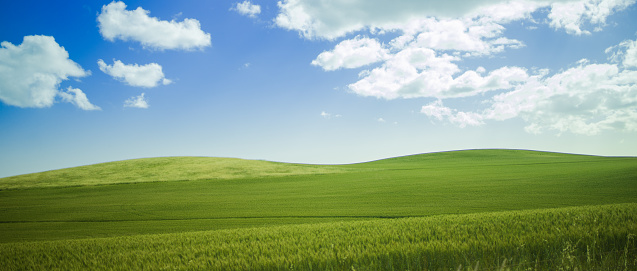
[233,1,261,18]
[278,0,637,135]
[59,87,101,111]
[420,40,637,135]
[312,36,389,71]
[548,0,591,35]
[421,100,484,127]
[391,17,526,56]
[297,1,540,100]
[348,47,528,99]
[124,93,149,108]
[483,62,637,135]
[97,1,211,50]
[607,39,637,67]
[321,111,341,119]
[275,0,552,40]
[275,0,635,40]
[623,39,637,67]
[0,35,91,109]
[98,59,171,88]
[548,0,636,35]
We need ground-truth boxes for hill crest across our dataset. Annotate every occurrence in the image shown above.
[0,149,625,190]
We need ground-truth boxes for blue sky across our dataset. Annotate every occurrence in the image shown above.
[1,0,637,177]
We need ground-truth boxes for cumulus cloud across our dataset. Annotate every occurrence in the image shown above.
[312,36,389,71]
[421,100,484,127]
[483,62,637,135]
[97,1,211,50]
[420,40,637,135]
[348,47,528,99]
[232,1,261,18]
[606,39,637,67]
[0,35,93,109]
[124,93,149,108]
[98,59,171,88]
[276,0,637,135]
[622,40,637,67]
[388,17,526,56]
[276,0,552,40]
[59,87,101,111]
[275,0,634,40]
[548,0,636,35]
[291,1,544,100]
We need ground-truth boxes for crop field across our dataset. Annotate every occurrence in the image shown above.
[1,149,636,270]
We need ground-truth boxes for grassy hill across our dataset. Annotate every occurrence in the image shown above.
[1,149,636,242]
[0,156,353,190]
[0,149,636,269]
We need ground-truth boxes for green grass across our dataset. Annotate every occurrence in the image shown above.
[0,156,354,190]
[1,203,635,270]
[0,149,636,269]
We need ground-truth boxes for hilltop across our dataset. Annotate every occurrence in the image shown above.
[0,156,353,190]
[0,149,636,269]
[0,149,631,190]
[1,148,636,243]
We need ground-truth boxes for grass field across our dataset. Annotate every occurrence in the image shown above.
[1,149,636,269]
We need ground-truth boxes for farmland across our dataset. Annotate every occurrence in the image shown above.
[1,149,636,270]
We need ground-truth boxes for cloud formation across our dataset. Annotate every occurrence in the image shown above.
[548,0,636,35]
[124,93,149,108]
[607,39,637,68]
[420,40,637,135]
[348,47,529,99]
[312,36,389,71]
[59,87,101,110]
[0,35,95,109]
[421,100,484,128]
[321,111,341,119]
[275,0,633,40]
[276,0,637,135]
[98,1,211,50]
[277,0,551,40]
[233,1,261,18]
[98,59,171,88]
[286,1,541,100]
[484,60,637,135]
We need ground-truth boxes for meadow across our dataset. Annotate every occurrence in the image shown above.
[0,149,636,270]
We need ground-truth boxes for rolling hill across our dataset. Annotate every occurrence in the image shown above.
[1,149,635,243]
[0,149,636,269]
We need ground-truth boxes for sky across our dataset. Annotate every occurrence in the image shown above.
[1,0,637,177]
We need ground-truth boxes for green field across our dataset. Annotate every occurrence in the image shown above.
[1,149,636,270]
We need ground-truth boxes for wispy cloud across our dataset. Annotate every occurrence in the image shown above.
[321,111,342,119]
[548,0,636,35]
[59,87,101,111]
[421,100,484,128]
[418,38,637,135]
[232,1,261,18]
[124,93,149,109]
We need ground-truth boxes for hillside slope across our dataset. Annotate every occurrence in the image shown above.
[0,157,353,190]
[1,149,636,243]
[0,149,625,190]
